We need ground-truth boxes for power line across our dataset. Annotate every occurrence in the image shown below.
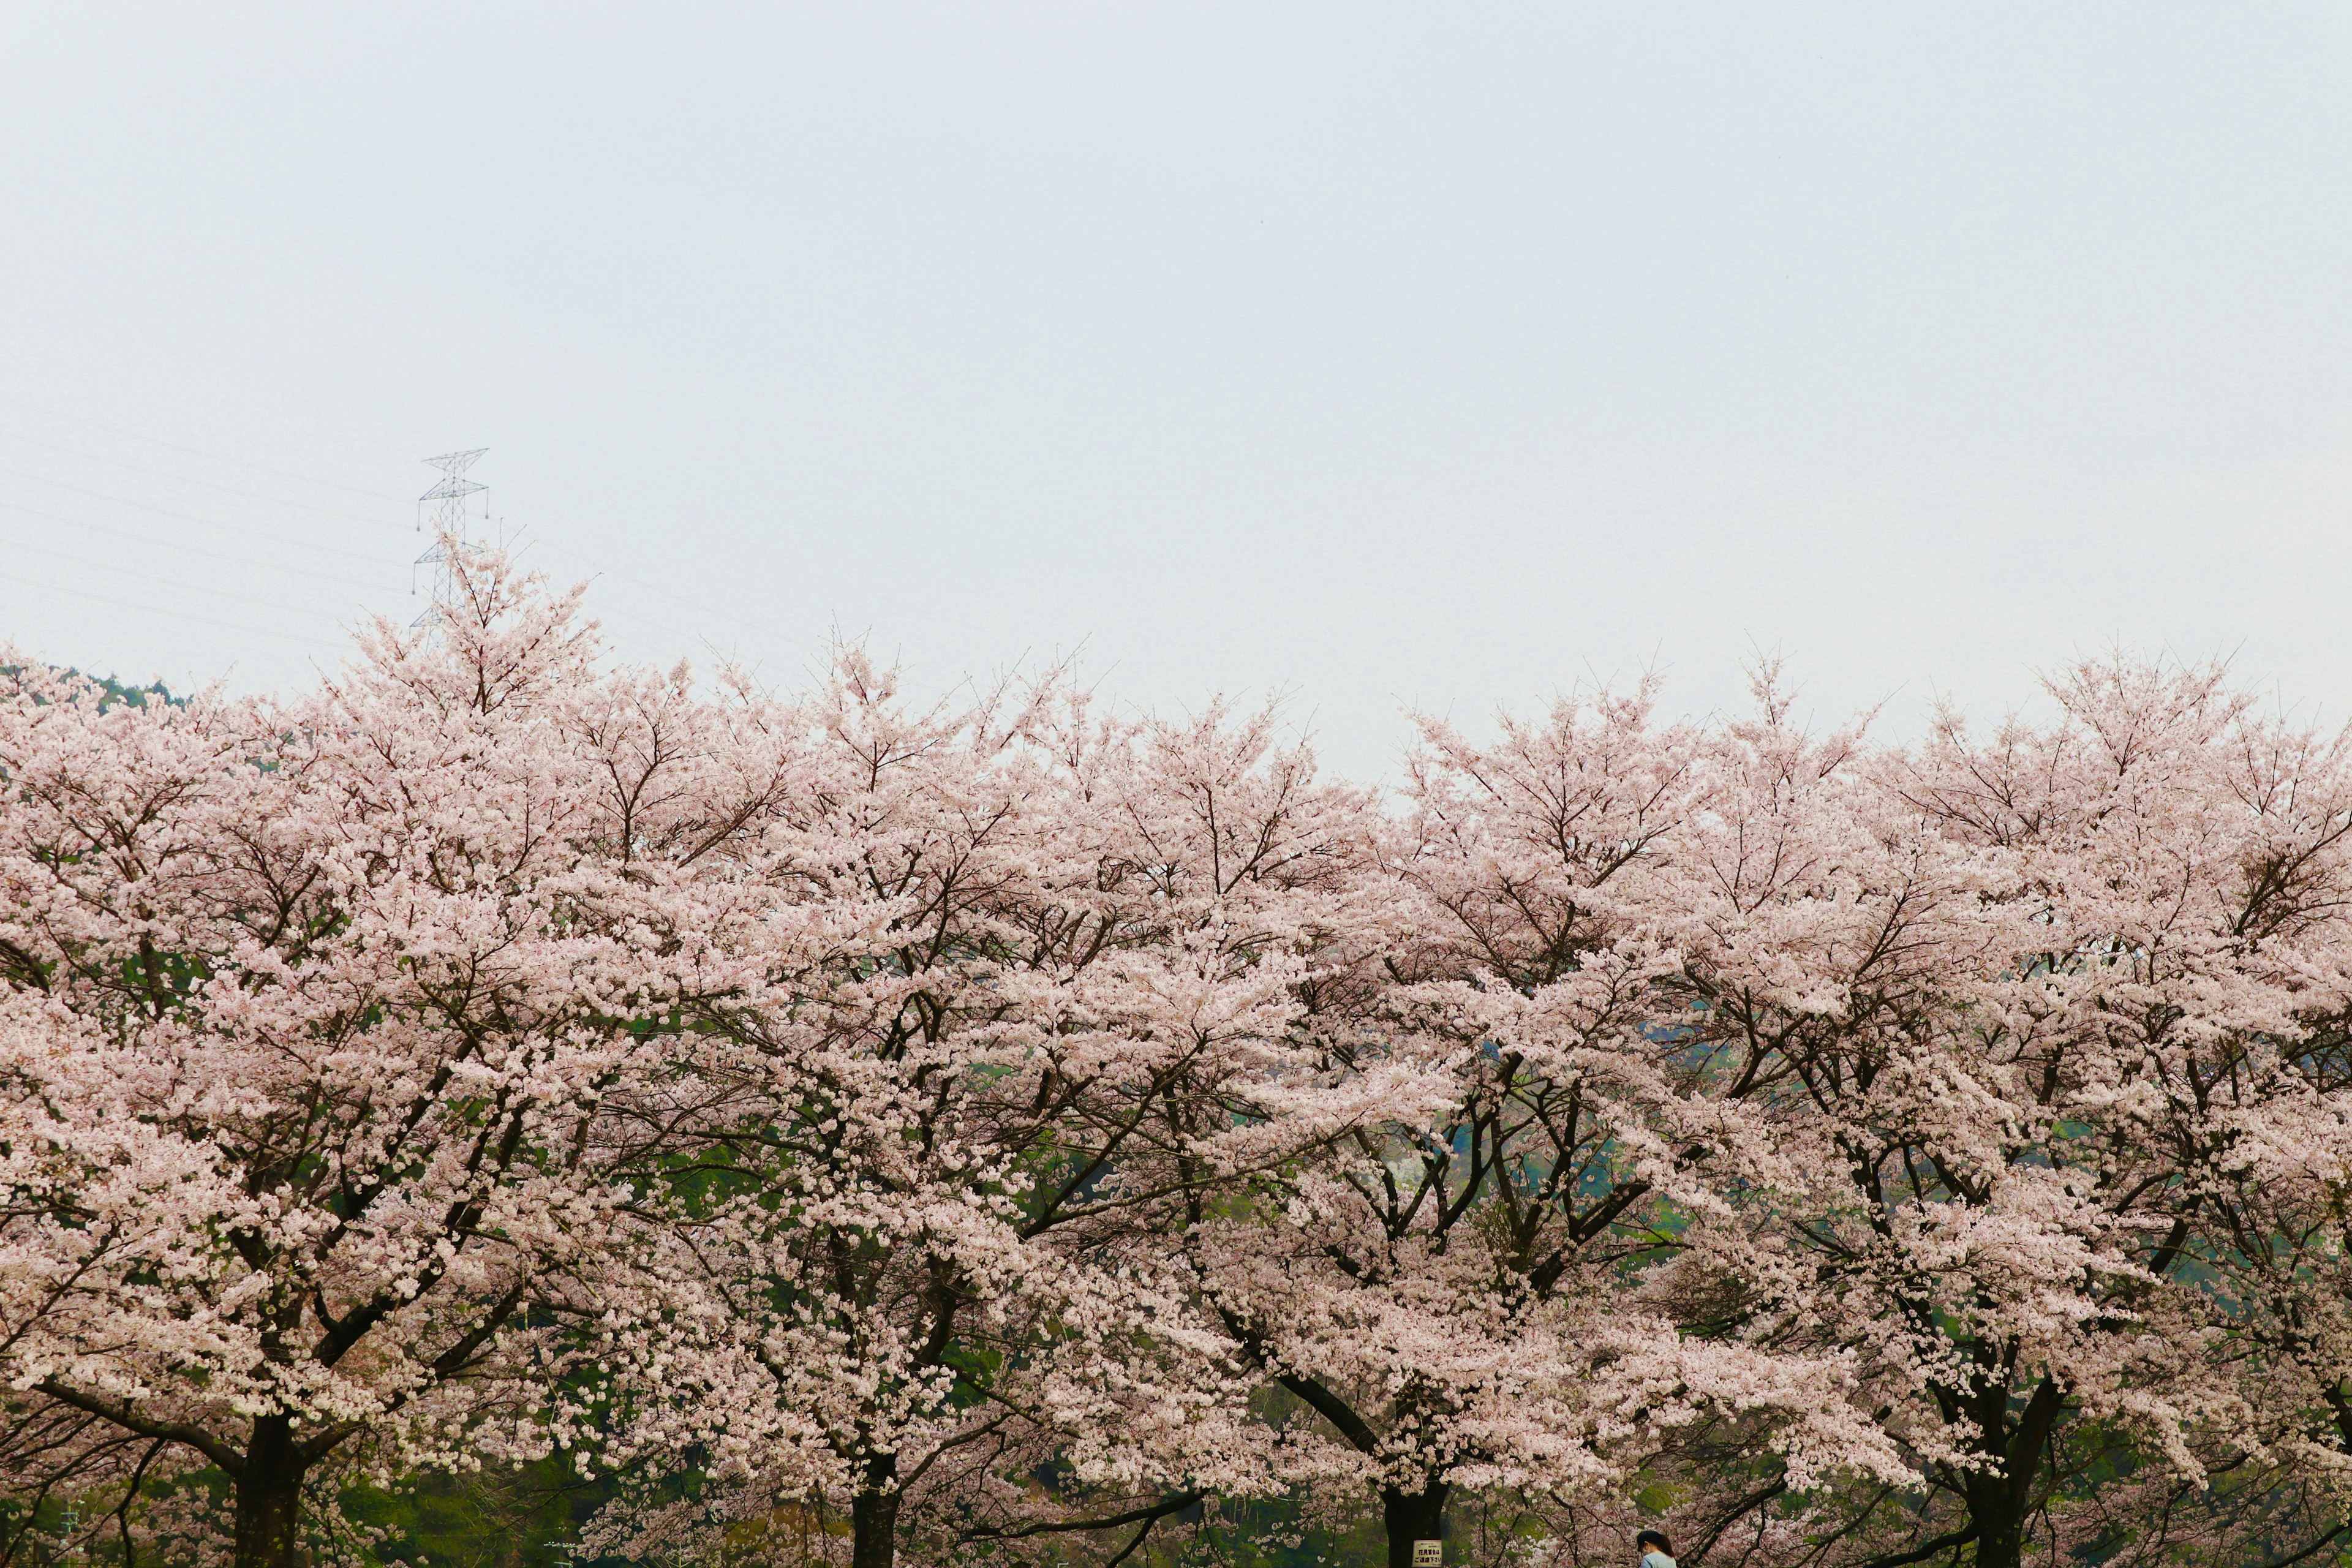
[0,394,409,501]
[401,456,716,657]
[0,467,403,569]
[2,526,680,664]
[526,536,780,647]
[500,538,711,649]
[0,532,357,624]
[1,402,792,665]
[8,453,720,654]
[0,500,390,597]
[0,429,410,530]
[1,570,347,650]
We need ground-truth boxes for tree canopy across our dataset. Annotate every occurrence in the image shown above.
[6,548,2352,1568]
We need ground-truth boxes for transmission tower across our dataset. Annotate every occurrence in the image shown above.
[413,448,489,629]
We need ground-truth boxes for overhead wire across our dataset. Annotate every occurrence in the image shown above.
[0,412,696,666]
[0,468,405,569]
[0,430,410,530]
[1,520,685,668]
[499,537,723,652]
[3,571,349,650]
[526,536,778,647]
[5,427,769,644]
[1,400,798,670]
[0,394,409,500]
[0,532,358,625]
[0,500,393,597]
[1,480,699,655]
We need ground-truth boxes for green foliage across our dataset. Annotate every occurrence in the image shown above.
[345,1460,611,1568]
[0,667,179,712]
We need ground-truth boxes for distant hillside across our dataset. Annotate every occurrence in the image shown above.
[0,667,178,710]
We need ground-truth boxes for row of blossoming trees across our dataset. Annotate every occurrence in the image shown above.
[6,552,2352,1568]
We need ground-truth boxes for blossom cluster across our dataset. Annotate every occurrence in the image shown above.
[5,549,2352,1568]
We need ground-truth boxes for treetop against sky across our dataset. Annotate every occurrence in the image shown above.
[5,547,2352,1568]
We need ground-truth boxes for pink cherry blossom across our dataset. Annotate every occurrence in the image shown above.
[7,556,2352,1568]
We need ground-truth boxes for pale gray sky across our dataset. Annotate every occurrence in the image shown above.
[2,5,2347,773]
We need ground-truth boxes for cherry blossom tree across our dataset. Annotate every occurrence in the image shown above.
[13,549,2352,1568]
[586,679,1436,1568]
[1674,661,2352,1568]
[1182,681,1911,1568]
[2015,669,2352,1567]
[0,549,815,1568]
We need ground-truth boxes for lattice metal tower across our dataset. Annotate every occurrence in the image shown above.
[413,448,489,629]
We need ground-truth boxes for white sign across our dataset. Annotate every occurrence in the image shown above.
[1412,1542,1443,1568]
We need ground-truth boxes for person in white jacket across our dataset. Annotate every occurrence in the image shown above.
[1636,1529,1677,1568]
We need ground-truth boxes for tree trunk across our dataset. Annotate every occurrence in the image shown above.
[851,1452,900,1568]
[1961,1373,2060,1568]
[1381,1479,1449,1568]
[232,1416,307,1568]
[1977,1523,2025,1568]
[1961,1446,2038,1568]
[1966,1482,2026,1568]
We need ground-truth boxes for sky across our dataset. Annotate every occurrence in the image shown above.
[1,5,2347,777]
